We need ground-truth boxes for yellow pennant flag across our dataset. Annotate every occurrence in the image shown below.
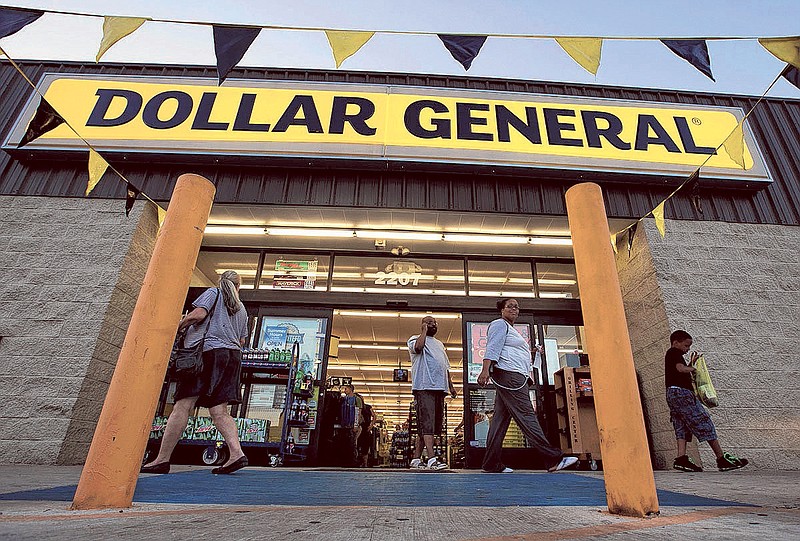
[325,30,375,68]
[651,201,666,238]
[554,37,603,75]
[86,149,109,195]
[758,37,800,69]
[722,122,746,169]
[610,232,618,254]
[96,16,149,62]
[157,205,167,228]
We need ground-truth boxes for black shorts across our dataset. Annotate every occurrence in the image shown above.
[414,390,445,435]
[174,348,242,408]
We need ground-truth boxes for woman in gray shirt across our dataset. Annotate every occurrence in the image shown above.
[141,270,249,475]
[478,298,577,473]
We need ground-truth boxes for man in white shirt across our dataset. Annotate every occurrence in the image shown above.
[408,316,457,470]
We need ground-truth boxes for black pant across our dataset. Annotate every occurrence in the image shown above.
[482,367,562,472]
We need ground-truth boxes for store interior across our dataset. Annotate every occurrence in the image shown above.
[326,308,464,440]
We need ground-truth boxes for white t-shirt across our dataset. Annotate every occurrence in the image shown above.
[407,334,449,391]
[483,318,532,377]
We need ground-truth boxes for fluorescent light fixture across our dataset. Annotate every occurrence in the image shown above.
[539,292,572,298]
[530,237,573,246]
[204,225,265,235]
[538,279,577,285]
[443,233,528,244]
[266,227,354,238]
[467,290,537,298]
[355,230,441,241]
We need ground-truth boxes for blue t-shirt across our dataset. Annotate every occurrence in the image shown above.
[185,288,248,352]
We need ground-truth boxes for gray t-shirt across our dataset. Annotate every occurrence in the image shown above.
[185,288,248,352]
[407,334,449,391]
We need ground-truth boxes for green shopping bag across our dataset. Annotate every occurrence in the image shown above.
[693,354,719,408]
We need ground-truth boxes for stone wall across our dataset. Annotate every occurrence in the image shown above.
[617,218,800,470]
[0,196,158,464]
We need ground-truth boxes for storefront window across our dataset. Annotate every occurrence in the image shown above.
[260,254,330,291]
[467,260,534,298]
[331,256,465,296]
[542,325,586,385]
[536,263,579,299]
[193,251,260,289]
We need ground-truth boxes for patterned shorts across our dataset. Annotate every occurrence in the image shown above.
[666,387,717,442]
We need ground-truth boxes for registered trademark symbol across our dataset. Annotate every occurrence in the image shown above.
[692,118,702,125]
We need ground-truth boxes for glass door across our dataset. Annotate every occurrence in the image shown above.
[244,306,333,465]
[462,310,546,469]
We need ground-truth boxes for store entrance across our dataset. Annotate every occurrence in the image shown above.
[319,309,464,468]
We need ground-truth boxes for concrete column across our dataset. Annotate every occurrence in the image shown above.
[71,174,216,510]
[565,182,659,517]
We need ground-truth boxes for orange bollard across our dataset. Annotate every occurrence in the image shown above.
[565,182,659,517]
[71,174,216,510]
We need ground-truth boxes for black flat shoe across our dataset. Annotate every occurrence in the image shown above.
[211,455,248,475]
[140,462,170,474]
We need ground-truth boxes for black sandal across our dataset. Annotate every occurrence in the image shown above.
[211,455,248,475]
[140,462,170,474]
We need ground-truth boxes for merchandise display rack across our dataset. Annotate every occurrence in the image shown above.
[553,366,601,470]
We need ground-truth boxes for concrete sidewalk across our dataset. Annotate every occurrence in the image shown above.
[0,465,797,540]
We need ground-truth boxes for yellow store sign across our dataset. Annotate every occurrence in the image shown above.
[5,74,771,183]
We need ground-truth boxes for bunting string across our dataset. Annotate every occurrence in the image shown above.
[0,44,165,220]
[1,4,799,76]
[611,66,788,253]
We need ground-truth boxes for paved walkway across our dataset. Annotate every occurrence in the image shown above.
[0,466,798,540]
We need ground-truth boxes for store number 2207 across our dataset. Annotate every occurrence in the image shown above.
[374,271,421,286]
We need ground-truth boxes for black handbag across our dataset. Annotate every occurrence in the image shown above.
[169,289,219,378]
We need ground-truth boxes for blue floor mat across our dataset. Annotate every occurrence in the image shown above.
[0,470,744,507]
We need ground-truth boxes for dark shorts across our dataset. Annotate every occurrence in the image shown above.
[413,390,445,435]
[174,348,242,408]
[666,387,717,442]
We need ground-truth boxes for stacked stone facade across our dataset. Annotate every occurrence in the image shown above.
[617,218,800,470]
[0,196,158,464]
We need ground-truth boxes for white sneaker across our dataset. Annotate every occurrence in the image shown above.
[501,467,514,473]
[549,456,579,472]
[410,458,424,469]
[426,457,448,470]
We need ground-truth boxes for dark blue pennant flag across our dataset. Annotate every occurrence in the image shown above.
[125,182,141,217]
[661,39,715,81]
[782,64,800,90]
[0,6,43,39]
[627,222,638,256]
[213,25,261,84]
[17,97,65,148]
[438,34,488,70]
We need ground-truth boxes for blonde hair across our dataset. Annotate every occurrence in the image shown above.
[219,270,243,315]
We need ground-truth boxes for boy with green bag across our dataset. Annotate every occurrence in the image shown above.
[665,330,748,472]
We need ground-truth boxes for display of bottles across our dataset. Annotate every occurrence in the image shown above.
[286,433,295,454]
[241,347,297,365]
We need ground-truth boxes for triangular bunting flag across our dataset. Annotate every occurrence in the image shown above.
[627,223,638,256]
[95,16,149,62]
[652,201,666,238]
[0,6,43,40]
[325,30,375,68]
[438,34,488,70]
[125,183,141,217]
[213,25,261,84]
[610,232,618,254]
[86,149,109,196]
[554,37,603,75]
[661,40,715,81]
[17,97,65,148]
[759,37,800,70]
[683,170,704,215]
[782,64,800,90]
[722,122,746,169]
[157,204,166,228]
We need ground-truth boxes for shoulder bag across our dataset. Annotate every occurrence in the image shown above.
[169,289,220,378]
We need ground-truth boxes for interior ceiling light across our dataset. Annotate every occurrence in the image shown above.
[204,224,571,245]
[204,226,265,235]
[265,227,355,238]
[334,310,460,319]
